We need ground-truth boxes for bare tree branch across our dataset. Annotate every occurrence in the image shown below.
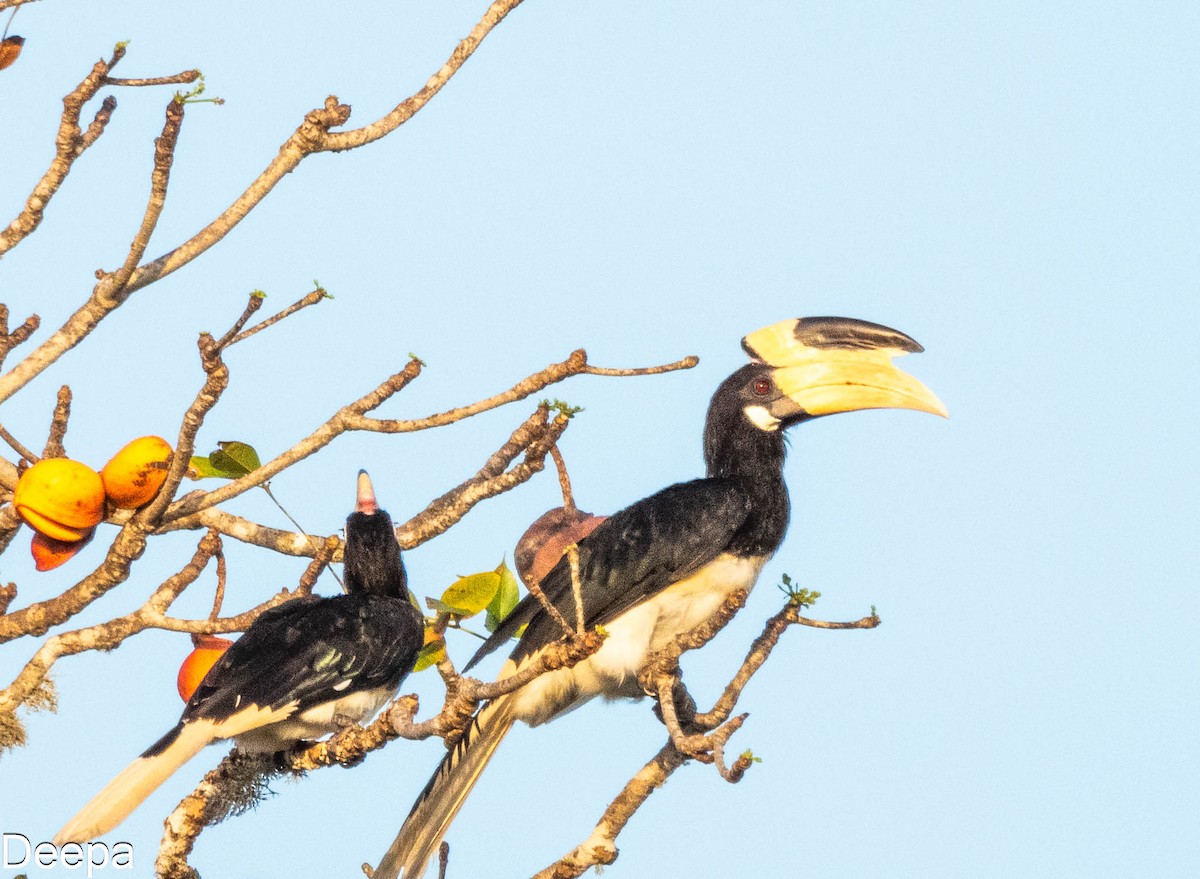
[100,97,187,303]
[536,594,881,877]
[0,55,194,405]
[227,286,329,347]
[0,304,40,371]
[0,47,124,258]
[321,0,527,152]
[103,71,201,88]
[0,423,37,465]
[0,537,332,752]
[42,385,72,459]
[0,329,231,645]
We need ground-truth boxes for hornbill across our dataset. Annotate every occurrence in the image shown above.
[54,471,424,844]
[373,316,947,879]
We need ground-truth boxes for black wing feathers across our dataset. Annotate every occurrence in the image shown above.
[184,594,421,723]
[468,477,756,669]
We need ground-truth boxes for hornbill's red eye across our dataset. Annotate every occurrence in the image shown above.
[752,378,772,396]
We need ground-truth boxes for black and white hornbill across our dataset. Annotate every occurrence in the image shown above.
[373,316,947,879]
[54,471,423,844]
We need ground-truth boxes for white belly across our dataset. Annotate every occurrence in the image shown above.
[233,686,395,754]
[510,553,766,726]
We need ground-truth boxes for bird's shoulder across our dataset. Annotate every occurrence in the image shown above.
[468,476,759,669]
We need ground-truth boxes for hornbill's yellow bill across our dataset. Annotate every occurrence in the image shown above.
[742,316,948,420]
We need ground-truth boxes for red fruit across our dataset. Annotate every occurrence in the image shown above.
[177,635,234,702]
[0,36,24,72]
[30,528,94,571]
[515,507,607,587]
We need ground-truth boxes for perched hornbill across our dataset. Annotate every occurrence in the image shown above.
[55,471,424,844]
[373,316,946,879]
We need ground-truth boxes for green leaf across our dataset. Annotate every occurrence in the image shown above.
[440,571,501,617]
[187,456,229,479]
[425,597,468,616]
[485,559,521,633]
[210,441,261,475]
[413,635,446,672]
[776,572,820,608]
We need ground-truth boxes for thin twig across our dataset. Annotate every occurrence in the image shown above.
[581,355,699,376]
[212,293,264,351]
[163,358,423,521]
[0,46,126,258]
[522,575,574,640]
[566,544,585,633]
[0,423,37,464]
[549,445,575,514]
[229,287,330,346]
[0,306,40,370]
[42,386,71,459]
[208,543,227,621]
[98,97,188,306]
[102,71,201,88]
[693,602,880,730]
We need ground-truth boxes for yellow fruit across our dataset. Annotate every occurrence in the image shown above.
[13,458,106,541]
[177,635,234,702]
[30,528,95,572]
[101,435,174,509]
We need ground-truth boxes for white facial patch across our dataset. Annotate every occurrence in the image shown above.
[744,404,781,431]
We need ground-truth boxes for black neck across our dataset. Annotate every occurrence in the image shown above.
[344,511,409,599]
[703,381,791,558]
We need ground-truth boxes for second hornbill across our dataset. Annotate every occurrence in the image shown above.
[55,471,424,844]
[373,316,947,878]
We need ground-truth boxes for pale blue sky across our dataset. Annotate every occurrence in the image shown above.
[2,1,1197,877]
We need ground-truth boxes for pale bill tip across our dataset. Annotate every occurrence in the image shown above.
[356,470,378,514]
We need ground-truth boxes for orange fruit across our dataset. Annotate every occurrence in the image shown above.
[101,436,174,509]
[30,528,95,571]
[0,36,24,72]
[177,635,234,702]
[13,458,106,541]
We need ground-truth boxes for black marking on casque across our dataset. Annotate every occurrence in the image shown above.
[743,316,924,357]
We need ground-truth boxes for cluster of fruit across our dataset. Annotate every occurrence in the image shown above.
[10,436,174,571]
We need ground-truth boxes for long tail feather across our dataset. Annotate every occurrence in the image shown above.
[54,720,216,844]
[373,695,517,879]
